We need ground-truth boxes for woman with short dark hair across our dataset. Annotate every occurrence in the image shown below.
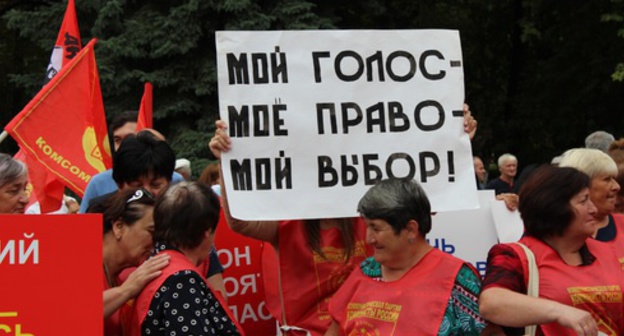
[0,153,29,214]
[480,165,624,335]
[519,166,592,238]
[123,181,242,336]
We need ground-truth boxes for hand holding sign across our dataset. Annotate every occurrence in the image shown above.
[209,120,231,160]
[463,103,477,140]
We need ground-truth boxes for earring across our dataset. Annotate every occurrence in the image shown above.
[408,237,414,244]
[116,235,121,241]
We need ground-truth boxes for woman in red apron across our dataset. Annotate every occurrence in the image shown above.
[559,148,624,267]
[101,188,170,336]
[208,105,478,335]
[122,181,243,336]
[326,178,487,336]
[480,165,624,336]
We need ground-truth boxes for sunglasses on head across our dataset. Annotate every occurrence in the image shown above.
[126,189,154,205]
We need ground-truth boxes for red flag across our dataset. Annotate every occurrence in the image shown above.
[18,0,83,212]
[26,156,65,213]
[136,82,153,131]
[5,39,112,197]
[45,0,81,83]
[13,149,65,213]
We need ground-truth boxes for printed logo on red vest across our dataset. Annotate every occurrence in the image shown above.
[349,320,380,336]
[568,285,622,336]
[346,301,401,336]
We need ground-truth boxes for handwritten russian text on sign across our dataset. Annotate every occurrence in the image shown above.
[217,30,477,220]
[0,215,102,334]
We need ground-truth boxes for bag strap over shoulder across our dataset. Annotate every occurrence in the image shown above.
[512,242,539,336]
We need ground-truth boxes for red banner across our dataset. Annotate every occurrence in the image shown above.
[215,216,276,335]
[0,214,102,334]
[136,82,153,131]
[5,39,112,197]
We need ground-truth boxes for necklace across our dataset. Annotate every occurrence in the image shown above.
[103,262,116,288]
[361,257,382,278]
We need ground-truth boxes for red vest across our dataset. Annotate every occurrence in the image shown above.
[103,275,121,336]
[328,248,464,336]
[607,214,624,269]
[511,236,624,336]
[262,218,370,335]
[122,249,244,336]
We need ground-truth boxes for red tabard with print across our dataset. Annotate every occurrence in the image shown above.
[328,248,463,336]
[262,218,370,335]
[121,250,244,336]
[511,236,624,336]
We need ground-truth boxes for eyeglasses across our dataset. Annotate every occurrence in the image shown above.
[126,189,154,205]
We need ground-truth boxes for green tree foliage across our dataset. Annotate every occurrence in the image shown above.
[603,0,624,81]
[498,0,624,168]
[1,0,332,174]
[2,0,624,177]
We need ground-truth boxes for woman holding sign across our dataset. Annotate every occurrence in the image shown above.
[101,188,170,336]
[479,166,624,336]
[0,153,29,214]
[210,120,371,336]
[209,104,478,335]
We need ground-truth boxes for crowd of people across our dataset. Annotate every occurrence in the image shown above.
[1,108,624,336]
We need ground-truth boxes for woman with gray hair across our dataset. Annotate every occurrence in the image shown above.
[0,153,29,214]
[326,179,487,336]
[559,148,624,265]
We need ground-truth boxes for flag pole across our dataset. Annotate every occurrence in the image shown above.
[0,130,8,144]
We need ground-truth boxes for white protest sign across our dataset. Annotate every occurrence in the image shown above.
[216,30,478,220]
[429,190,499,277]
[490,200,524,243]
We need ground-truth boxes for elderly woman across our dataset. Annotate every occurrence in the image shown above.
[100,188,170,336]
[558,148,624,265]
[479,166,624,335]
[325,179,486,336]
[0,153,29,214]
[123,181,242,335]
